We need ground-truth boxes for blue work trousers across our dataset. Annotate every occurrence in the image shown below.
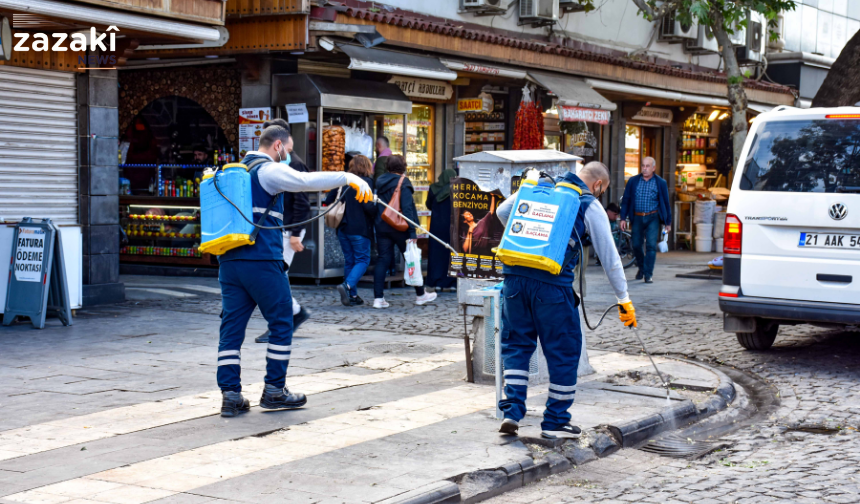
[338,231,371,297]
[499,274,582,431]
[217,260,294,393]
[632,213,661,278]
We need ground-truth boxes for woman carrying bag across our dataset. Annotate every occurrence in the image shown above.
[425,168,458,292]
[324,155,376,307]
[372,155,437,309]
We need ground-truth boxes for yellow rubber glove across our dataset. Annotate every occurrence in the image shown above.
[345,174,373,203]
[618,299,637,328]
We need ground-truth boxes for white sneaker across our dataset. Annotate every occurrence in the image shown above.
[373,298,389,309]
[415,291,437,305]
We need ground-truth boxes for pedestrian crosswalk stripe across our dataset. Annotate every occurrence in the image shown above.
[0,350,464,462]
[4,385,498,504]
[124,287,196,298]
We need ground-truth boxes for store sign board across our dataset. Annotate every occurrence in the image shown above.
[388,77,453,100]
[13,227,46,283]
[560,106,610,125]
[458,96,493,114]
[632,106,674,124]
[238,107,271,157]
[286,103,309,123]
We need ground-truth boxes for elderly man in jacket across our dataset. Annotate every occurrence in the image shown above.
[620,156,671,284]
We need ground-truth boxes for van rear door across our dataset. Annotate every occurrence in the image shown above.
[734,118,860,304]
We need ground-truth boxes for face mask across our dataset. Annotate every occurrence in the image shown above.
[275,145,291,166]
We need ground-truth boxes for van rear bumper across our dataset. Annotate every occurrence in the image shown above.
[720,296,860,325]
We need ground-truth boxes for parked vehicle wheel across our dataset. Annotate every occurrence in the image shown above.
[736,323,779,350]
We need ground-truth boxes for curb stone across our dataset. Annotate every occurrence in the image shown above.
[383,357,737,504]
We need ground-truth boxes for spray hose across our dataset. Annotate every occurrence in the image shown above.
[211,165,349,230]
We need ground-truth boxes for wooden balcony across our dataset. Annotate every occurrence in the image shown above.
[225,0,309,18]
[68,0,226,25]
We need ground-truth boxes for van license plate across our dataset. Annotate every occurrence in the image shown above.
[799,232,860,249]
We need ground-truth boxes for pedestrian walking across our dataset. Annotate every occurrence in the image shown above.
[325,155,376,307]
[372,155,437,308]
[619,156,671,284]
[217,125,372,417]
[425,168,457,292]
[496,162,636,439]
[374,136,392,182]
[255,118,310,344]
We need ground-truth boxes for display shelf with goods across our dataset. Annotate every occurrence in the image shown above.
[464,97,507,154]
[119,164,219,268]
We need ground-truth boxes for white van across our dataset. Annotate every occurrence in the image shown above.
[720,107,860,350]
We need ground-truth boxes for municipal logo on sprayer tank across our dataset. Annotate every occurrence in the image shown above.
[509,219,552,241]
[514,200,559,223]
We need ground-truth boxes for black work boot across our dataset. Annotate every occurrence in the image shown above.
[221,392,250,418]
[255,331,270,344]
[260,385,307,410]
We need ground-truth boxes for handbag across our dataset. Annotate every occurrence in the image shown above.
[324,187,346,229]
[381,175,409,232]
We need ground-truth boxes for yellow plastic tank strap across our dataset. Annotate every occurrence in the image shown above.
[494,249,562,275]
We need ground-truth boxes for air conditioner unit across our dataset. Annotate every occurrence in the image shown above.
[728,19,746,46]
[460,0,506,13]
[685,25,719,54]
[659,12,698,43]
[736,14,764,63]
[559,0,586,13]
[519,0,559,26]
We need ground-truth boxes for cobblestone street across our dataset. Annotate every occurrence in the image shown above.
[117,253,860,503]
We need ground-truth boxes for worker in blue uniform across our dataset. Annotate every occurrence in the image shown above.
[218,125,373,417]
[495,162,637,439]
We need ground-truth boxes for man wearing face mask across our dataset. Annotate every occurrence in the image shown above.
[255,118,310,344]
[494,162,636,440]
[217,125,373,417]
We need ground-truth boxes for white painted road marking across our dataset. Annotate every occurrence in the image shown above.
[5,385,498,504]
[0,351,464,462]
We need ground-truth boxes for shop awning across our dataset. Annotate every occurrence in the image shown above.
[0,0,222,42]
[272,74,413,115]
[339,45,458,82]
[440,59,529,80]
[528,71,617,111]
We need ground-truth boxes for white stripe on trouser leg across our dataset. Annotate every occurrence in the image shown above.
[218,350,240,357]
[266,352,290,361]
[503,369,529,377]
[218,359,241,366]
[549,383,577,392]
[267,344,292,352]
[548,391,576,401]
[505,379,529,387]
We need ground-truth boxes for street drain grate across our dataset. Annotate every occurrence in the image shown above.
[361,343,443,355]
[639,433,727,459]
[785,424,840,435]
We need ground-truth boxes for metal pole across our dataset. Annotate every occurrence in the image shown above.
[373,196,460,257]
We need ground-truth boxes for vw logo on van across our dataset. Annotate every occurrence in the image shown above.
[829,203,848,221]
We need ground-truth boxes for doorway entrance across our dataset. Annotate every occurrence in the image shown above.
[624,125,664,184]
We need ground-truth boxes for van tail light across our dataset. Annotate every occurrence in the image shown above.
[724,214,742,254]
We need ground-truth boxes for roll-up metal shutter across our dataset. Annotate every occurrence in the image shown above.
[0,66,78,224]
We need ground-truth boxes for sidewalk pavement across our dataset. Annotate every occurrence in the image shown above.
[0,282,734,504]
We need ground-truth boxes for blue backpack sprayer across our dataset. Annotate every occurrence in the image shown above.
[494,169,669,395]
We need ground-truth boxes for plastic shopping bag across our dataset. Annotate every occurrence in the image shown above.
[657,230,669,253]
[404,241,424,287]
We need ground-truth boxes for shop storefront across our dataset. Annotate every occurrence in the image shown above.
[271,72,414,279]
[116,64,242,271]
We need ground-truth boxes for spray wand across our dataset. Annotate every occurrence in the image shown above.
[373,195,461,258]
